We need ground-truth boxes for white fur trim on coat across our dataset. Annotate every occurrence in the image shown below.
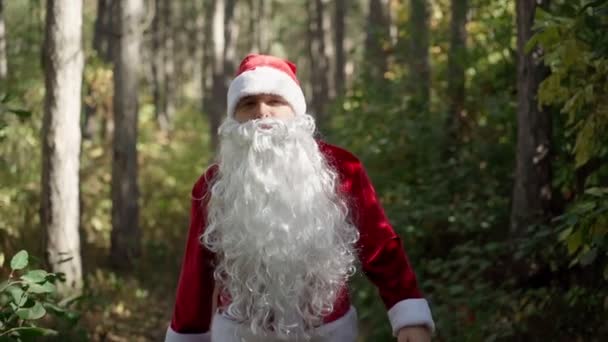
[226,66,307,117]
[387,298,435,336]
[210,306,358,342]
[164,326,210,342]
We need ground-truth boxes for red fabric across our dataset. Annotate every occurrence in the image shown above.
[169,142,423,334]
[236,54,300,84]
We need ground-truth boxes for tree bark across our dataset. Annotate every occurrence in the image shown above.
[258,0,270,53]
[208,0,226,152]
[206,0,238,152]
[510,0,552,233]
[334,0,346,98]
[41,0,84,296]
[84,0,115,141]
[191,0,205,97]
[223,0,238,78]
[202,0,214,130]
[92,0,113,62]
[162,0,175,131]
[110,0,143,270]
[0,0,7,82]
[365,0,390,80]
[151,0,166,132]
[409,0,430,112]
[307,0,331,124]
[446,0,468,153]
[247,0,259,52]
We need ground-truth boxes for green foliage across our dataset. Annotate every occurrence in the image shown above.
[330,0,607,340]
[0,250,80,341]
[1,0,606,340]
[0,94,32,136]
[530,0,608,278]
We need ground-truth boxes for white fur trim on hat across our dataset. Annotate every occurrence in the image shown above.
[226,66,307,117]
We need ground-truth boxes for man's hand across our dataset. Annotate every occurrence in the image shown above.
[397,325,431,342]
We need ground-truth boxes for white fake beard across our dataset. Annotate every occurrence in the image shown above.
[202,114,359,341]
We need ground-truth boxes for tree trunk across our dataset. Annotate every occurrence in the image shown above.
[84,0,114,141]
[208,0,226,152]
[334,0,346,98]
[41,0,84,296]
[171,1,185,113]
[365,0,390,80]
[223,0,238,78]
[322,0,335,101]
[191,0,205,96]
[446,0,468,153]
[245,0,270,54]
[162,0,175,132]
[258,0,270,53]
[92,0,113,62]
[409,0,430,112]
[151,0,166,132]
[110,0,143,270]
[510,0,552,233]
[247,0,259,52]
[207,0,238,152]
[307,0,331,124]
[202,0,214,132]
[0,0,7,82]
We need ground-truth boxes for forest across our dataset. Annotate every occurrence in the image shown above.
[0,0,607,341]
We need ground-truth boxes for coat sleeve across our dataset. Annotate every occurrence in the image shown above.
[349,163,435,335]
[165,175,216,342]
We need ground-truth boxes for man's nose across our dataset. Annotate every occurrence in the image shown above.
[254,102,272,118]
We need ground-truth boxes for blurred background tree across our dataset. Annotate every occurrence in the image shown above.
[0,0,606,340]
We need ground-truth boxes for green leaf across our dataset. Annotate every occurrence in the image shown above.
[16,302,46,320]
[0,280,11,293]
[566,229,583,255]
[10,250,28,270]
[7,108,32,118]
[574,118,596,167]
[525,34,540,54]
[572,201,596,214]
[42,302,67,315]
[448,284,466,295]
[28,282,56,294]
[585,187,608,197]
[6,285,26,306]
[578,247,598,266]
[43,302,81,322]
[20,270,48,284]
[562,39,582,67]
[558,227,573,241]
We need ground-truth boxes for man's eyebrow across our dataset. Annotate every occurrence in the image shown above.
[237,96,256,105]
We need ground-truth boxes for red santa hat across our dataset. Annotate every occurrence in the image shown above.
[227,54,307,118]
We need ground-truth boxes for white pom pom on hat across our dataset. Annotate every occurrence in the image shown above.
[226,54,307,118]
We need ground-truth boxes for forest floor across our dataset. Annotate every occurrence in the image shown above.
[55,243,180,341]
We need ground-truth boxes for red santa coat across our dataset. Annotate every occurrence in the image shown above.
[165,141,434,342]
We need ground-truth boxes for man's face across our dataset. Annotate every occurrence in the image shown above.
[233,94,295,123]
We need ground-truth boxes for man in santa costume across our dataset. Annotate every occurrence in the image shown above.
[165,54,435,342]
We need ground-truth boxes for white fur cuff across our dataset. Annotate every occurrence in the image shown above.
[387,298,435,336]
[164,326,211,342]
